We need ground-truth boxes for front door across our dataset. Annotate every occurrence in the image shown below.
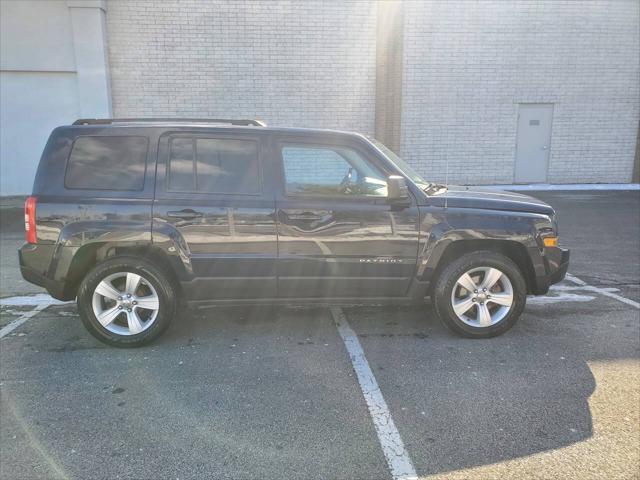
[514,104,554,183]
[274,136,420,299]
[153,131,277,301]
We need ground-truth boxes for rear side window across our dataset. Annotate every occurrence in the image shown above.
[167,137,260,194]
[65,136,148,190]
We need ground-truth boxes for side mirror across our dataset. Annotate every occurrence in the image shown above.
[387,175,410,204]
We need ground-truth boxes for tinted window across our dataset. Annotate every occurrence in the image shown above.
[65,136,148,190]
[167,137,260,194]
[282,145,387,197]
[168,138,195,191]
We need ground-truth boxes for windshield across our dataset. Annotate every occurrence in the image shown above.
[369,138,430,189]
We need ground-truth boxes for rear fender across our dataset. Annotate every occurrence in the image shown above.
[48,221,192,300]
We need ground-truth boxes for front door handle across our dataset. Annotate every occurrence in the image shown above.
[285,212,325,221]
[167,209,203,219]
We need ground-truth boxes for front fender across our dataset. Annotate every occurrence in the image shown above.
[417,206,552,284]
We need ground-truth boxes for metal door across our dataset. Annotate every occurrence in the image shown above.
[273,135,420,299]
[514,104,554,183]
[153,131,278,301]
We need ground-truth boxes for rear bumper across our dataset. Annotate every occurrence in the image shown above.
[18,244,68,300]
[19,263,67,300]
[531,247,570,295]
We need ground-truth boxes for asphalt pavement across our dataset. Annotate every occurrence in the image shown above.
[1,190,638,479]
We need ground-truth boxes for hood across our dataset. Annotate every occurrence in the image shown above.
[425,185,555,216]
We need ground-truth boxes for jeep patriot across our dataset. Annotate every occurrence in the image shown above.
[19,118,570,347]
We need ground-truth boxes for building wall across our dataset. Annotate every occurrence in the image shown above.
[1,0,77,196]
[0,0,111,196]
[106,0,377,134]
[1,0,638,195]
[401,0,640,185]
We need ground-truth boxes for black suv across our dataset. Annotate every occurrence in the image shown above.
[20,118,569,347]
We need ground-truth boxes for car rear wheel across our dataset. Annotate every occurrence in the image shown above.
[433,251,527,338]
[77,256,177,347]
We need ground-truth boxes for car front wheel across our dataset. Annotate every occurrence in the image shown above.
[433,251,527,338]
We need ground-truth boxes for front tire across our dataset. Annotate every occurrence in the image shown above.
[77,256,177,347]
[433,251,527,338]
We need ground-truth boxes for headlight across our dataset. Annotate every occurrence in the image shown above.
[550,213,558,235]
[537,214,558,247]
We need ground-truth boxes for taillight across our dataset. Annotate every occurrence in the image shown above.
[24,196,37,244]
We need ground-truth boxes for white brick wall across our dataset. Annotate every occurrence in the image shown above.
[401,0,640,184]
[104,0,639,185]
[106,0,377,134]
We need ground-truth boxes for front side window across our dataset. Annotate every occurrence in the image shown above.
[281,144,387,197]
[65,136,148,190]
[167,137,260,194]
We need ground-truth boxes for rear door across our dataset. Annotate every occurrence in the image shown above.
[273,134,420,299]
[153,130,277,301]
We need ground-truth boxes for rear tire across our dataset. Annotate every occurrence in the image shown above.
[77,256,177,347]
[433,251,527,338]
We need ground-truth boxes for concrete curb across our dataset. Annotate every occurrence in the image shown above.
[0,196,26,233]
[481,183,640,191]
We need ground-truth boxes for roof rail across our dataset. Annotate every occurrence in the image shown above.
[72,118,267,127]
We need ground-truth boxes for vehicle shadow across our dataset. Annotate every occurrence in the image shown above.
[159,300,609,476]
[342,298,637,476]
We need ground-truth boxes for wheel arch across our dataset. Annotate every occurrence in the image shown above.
[63,243,184,301]
[426,239,536,296]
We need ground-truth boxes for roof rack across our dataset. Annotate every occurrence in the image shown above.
[72,118,267,127]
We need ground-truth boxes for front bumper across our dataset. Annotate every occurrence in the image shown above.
[531,246,570,295]
[548,248,570,285]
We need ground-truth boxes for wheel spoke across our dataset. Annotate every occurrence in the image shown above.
[95,280,122,301]
[125,273,142,295]
[456,273,477,293]
[477,303,492,327]
[126,310,144,334]
[482,268,503,290]
[97,306,122,327]
[488,292,513,307]
[453,296,475,317]
[136,294,159,311]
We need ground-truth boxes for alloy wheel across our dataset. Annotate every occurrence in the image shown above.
[91,272,160,335]
[450,266,514,328]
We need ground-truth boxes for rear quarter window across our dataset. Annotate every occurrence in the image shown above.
[65,136,149,190]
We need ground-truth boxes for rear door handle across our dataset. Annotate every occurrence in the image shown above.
[167,209,203,219]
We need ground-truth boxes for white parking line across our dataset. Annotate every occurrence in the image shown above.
[527,291,596,304]
[0,303,50,339]
[330,306,418,480]
[0,294,72,307]
[565,273,640,309]
[0,294,72,339]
